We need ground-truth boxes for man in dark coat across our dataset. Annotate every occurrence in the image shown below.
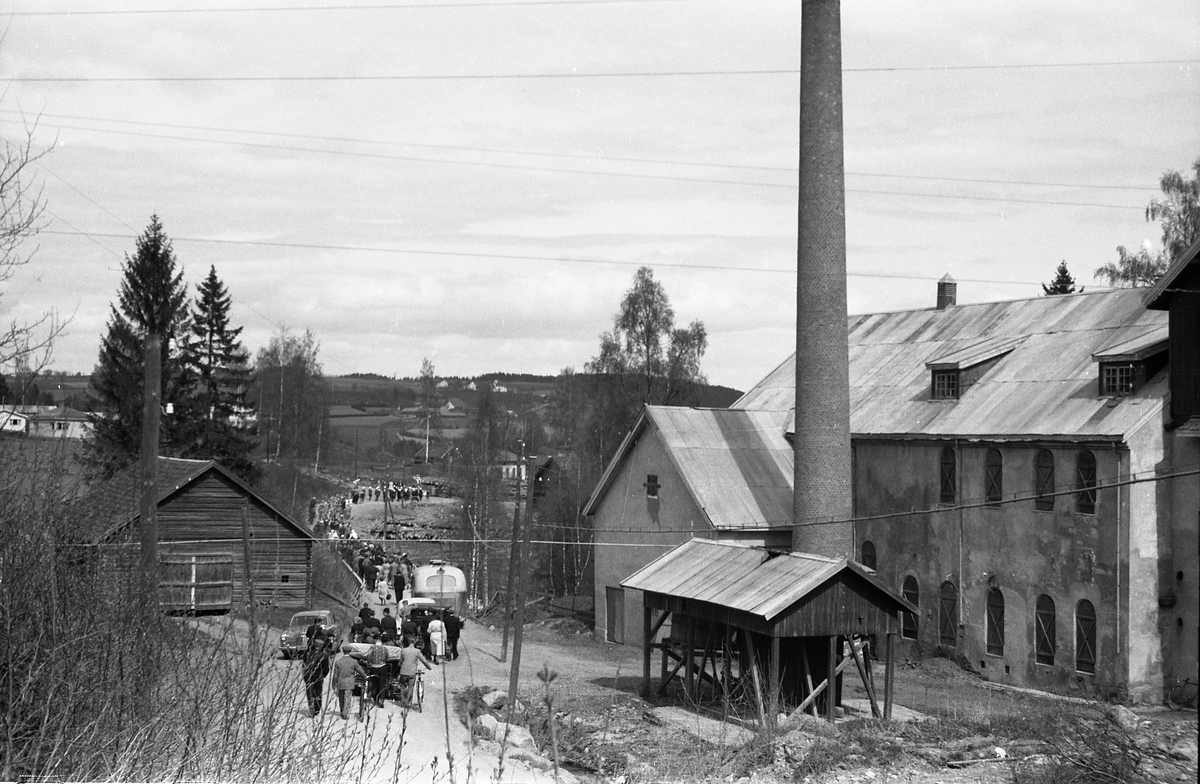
[380,607,398,641]
[444,610,462,661]
[302,630,332,716]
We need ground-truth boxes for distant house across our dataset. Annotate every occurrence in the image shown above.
[436,379,450,389]
[28,406,92,439]
[589,284,1195,704]
[466,381,477,391]
[77,458,320,612]
[1,408,30,434]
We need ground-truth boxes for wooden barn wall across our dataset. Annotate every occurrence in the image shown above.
[156,472,313,608]
[774,575,900,638]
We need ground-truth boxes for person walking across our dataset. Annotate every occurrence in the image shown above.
[396,636,432,707]
[398,552,412,602]
[426,612,446,665]
[380,607,398,641]
[365,636,390,706]
[332,645,368,721]
[302,630,332,716]
[444,610,462,661]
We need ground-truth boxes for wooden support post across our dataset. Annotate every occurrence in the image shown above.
[685,616,695,700]
[826,635,838,723]
[884,632,895,720]
[697,623,714,702]
[768,636,780,728]
[642,606,652,697]
[661,633,669,687]
[848,638,880,718]
[722,630,732,705]
[743,629,767,728]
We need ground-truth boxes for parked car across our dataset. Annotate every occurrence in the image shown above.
[279,609,341,659]
[397,597,438,617]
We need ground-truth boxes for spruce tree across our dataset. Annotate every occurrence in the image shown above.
[86,215,190,477]
[180,265,258,480]
[1042,261,1077,295]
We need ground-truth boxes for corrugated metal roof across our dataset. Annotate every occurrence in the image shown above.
[1092,325,1168,361]
[926,335,1026,370]
[621,538,912,621]
[648,407,794,530]
[733,288,1168,439]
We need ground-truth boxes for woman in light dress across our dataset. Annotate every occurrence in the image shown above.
[426,612,446,664]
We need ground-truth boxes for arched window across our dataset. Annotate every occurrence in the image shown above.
[939,581,958,648]
[986,588,1005,656]
[860,541,877,571]
[1035,450,1055,511]
[1076,600,1097,674]
[1035,594,1056,665]
[985,449,1003,507]
[901,576,919,640]
[1076,451,1097,514]
[940,447,957,504]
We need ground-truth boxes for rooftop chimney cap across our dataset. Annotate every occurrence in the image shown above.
[937,274,958,310]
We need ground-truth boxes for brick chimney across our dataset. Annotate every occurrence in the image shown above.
[937,274,957,310]
[793,0,854,559]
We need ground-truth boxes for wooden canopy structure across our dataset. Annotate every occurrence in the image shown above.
[622,538,916,725]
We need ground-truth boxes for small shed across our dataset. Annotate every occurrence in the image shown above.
[622,538,916,724]
[79,458,319,612]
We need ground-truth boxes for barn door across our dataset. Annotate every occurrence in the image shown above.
[606,586,624,643]
[160,554,234,612]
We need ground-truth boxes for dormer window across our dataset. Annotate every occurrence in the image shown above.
[1092,327,1167,397]
[932,371,959,400]
[926,336,1024,402]
[1100,363,1135,396]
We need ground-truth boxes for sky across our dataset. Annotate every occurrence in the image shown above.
[1,0,1197,393]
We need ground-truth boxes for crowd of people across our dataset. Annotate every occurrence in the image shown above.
[350,479,428,506]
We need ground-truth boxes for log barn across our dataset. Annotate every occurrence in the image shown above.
[80,457,318,611]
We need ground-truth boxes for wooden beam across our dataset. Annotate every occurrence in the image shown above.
[657,650,689,696]
[697,623,714,702]
[685,616,695,700]
[848,638,881,718]
[742,629,767,728]
[884,633,895,720]
[790,654,853,718]
[768,636,780,727]
[642,605,652,697]
[648,609,671,641]
[800,643,818,717]
[826,636,837,724]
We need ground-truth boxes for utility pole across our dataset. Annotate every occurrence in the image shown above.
[507,453,537,708]
[138,331,163,601]
[500,441,524,662]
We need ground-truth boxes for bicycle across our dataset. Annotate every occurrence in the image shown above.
[1166,677,1197,710]
[391,669,425,712]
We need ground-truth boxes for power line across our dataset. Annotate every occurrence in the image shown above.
[0,110,1156,192]
[5,119,1144,210]
[38,228,1041,286]
[8,0,687,15]
[9,60,1195,83]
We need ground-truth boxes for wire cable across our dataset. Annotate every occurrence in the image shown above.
[10,61,1197,83]
[38,228,1044,286]
[0,109,1159,192]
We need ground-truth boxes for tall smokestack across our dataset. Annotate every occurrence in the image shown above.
[793,0,853,558]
